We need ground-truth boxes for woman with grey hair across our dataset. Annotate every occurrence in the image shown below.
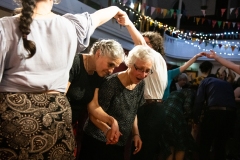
[79,45,155,160]
[66,39,124,124]
[66,39,124,158]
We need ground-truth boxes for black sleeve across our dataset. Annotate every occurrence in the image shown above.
[69,54,81,82]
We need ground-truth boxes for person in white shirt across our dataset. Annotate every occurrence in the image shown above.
[132,31,168,160]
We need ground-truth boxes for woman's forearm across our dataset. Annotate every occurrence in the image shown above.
[132,116,139,135]
[89,115,110,135]
[214,55,240,74]
[91,6,121,28]
[126,23,146,46]
[88,101,114,125]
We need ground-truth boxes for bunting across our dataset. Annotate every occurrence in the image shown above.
[134,2,139,10]
[123,0,127,4]
[151,7,156,15]
[156,8,161,14]
[222,22,226,29]
[173,12,177,19]
[212,20,217,28]
[163,9,168,18]
[231,46,236,52]
[228,22,232,29]
[230,8,235,15]
[233,22,236,28]
[141,3,146,10]
[224,45,229,50]
[170,9,174,17]
[212,43,217,48]
[221,8,226,17]
[235,8,239,18]
[201,10,206,17]
[217,21,222,28]
[196,18,201,25]
[176,9,181,15]
[205,41,209,47]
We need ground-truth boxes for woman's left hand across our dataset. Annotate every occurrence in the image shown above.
[132,134,142,154]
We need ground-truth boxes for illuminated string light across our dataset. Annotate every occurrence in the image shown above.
[112,1,240,40]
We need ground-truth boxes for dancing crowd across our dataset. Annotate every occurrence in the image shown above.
[0,0,240,160]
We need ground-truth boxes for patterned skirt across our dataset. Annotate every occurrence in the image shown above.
[160,106,196,158]
[0,93,75,160]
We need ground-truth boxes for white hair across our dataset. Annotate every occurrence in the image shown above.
[90,39,125,62]
[125,45,154,67]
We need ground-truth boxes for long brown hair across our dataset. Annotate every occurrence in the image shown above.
[18,0,36,58]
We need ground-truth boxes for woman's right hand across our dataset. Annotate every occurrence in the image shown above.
[106,116,122,144]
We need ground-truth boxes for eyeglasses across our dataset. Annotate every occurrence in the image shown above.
[133,64,153,75]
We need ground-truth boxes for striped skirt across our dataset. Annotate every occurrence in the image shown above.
[0,93,75,160]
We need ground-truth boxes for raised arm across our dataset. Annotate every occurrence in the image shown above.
[91,6,124,28]
[179,52,205,72]
[206,50,240,74]
[116,13,146,46]
[91,6,146,46]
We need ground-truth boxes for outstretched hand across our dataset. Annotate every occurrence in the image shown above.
[114,10,132,26]
[205,50,217,59]
[196,52,207,58]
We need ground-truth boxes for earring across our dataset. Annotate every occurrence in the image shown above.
[53,0,61,4]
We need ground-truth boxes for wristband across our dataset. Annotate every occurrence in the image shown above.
[132,134,140,138]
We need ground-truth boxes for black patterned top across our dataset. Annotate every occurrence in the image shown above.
[66,54,104,123]
[84,73,145,146]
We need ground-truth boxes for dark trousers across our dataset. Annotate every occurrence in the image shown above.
[72,107,88,159]
[198,110,236,160]
[131,102,165,160]
[79,133,124,160]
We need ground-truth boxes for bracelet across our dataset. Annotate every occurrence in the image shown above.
[104,127,111,136]
[132,134,140,138]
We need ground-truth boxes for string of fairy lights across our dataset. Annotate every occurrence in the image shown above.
[165,34,240,56]
[113,0,240,43]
